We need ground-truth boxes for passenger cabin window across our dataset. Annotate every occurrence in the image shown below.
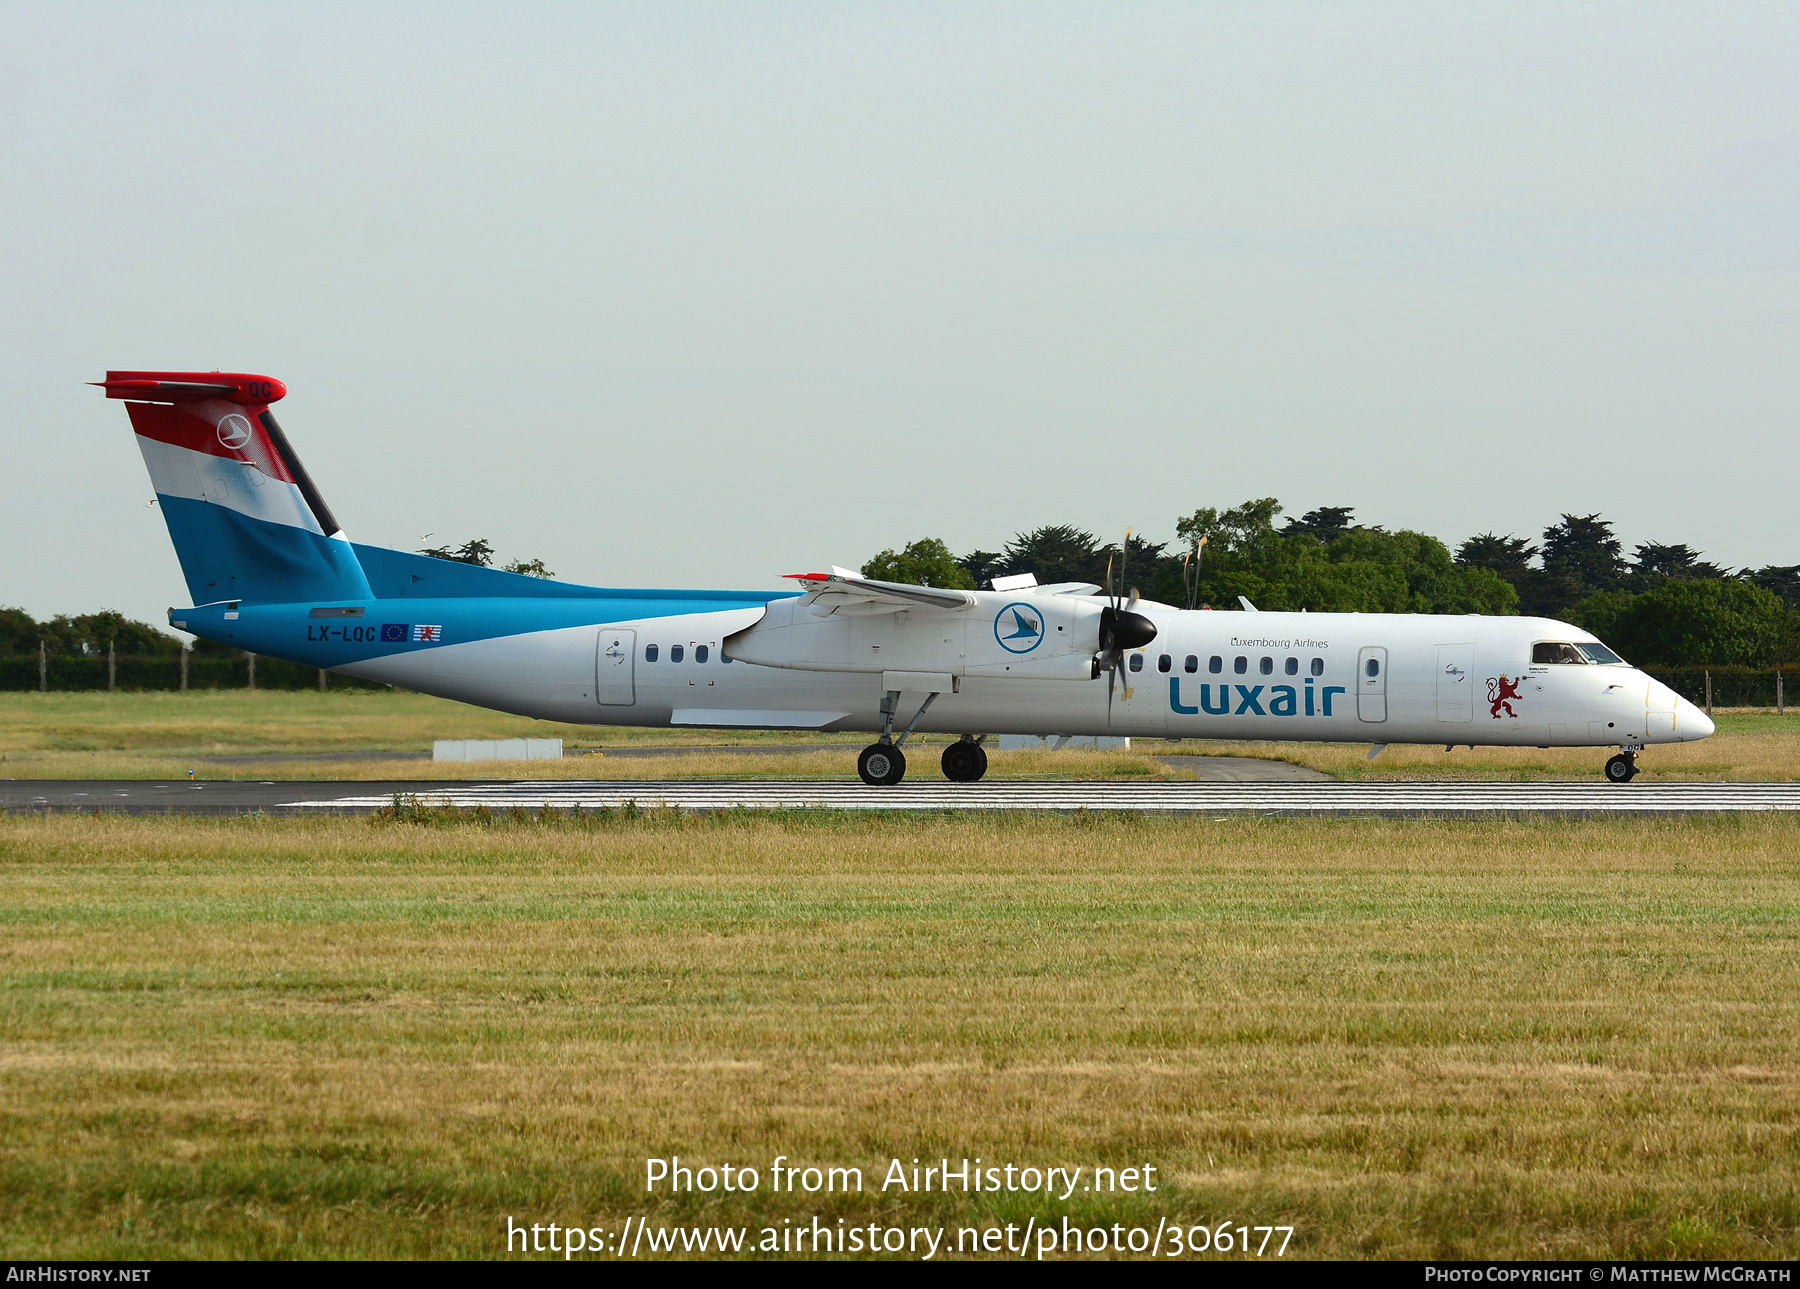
[1365,658,1381,678]
[1209,656,1222,674]
[1234,656,1248,674]
[1284,657,1298,675]
[1576,642,1624,665]
[644,643,658,662]
[695,645,709,663]
[1157,654,1172,673]
[671,644,685,663]
[1184,655,1198,673]
[721,651,733,664]
[1260,656,1274,675]
[1533,642,1586,665]
[1128,653,1144,673]
[1311,657,1324,676]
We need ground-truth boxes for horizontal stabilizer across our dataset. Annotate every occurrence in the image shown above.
[95,371,286,405]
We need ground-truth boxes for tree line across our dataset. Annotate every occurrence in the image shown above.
[861,502,1800,669]
[0,538,556,662]
[0,607,238,659]
[4,508,1792,673]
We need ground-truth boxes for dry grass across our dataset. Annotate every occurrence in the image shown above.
[1167,712,1800,783]
[1,811,1797,1259]
[0,691,856,780]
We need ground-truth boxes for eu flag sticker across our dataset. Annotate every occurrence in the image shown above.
[380,624,407,642]
[412,624,442,643]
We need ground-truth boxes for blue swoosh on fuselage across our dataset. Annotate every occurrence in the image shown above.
[176,593,792,668]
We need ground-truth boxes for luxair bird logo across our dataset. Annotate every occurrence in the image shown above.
[216,414,253,450]
[1487,674,1523,718]
[994,602,1044,654]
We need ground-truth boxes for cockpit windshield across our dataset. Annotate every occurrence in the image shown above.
[1533,640,1628,665]
[1532,642,1586,665]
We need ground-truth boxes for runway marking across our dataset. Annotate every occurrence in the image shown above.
[284,780,1800,816]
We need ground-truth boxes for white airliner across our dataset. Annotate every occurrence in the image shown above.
[101,370,1713,785]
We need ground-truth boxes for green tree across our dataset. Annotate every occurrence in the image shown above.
[41,610,180,656]
[1168,501,1517,615]
[1280,506,1359,543]
[1542,513,1624,587]
[1630,542,1725,582]
[1175,498,1285,566]
[502,557,555,579]
[1747,565,1800,608]
[957,550,1007,589]
[997,525,1107,586]
[0,606,38,654]
[1572,580,1789,666]
[419,538,495,566]
[1565,590,1638,653]
[861,538,977,589]
[1457,533,1538,580]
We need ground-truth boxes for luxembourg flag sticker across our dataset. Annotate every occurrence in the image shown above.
[411,624,442,643]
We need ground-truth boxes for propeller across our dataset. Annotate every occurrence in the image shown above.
[1096,529,1158,724]
[1182,535,1209,611]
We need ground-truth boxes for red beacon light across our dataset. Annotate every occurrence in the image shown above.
[93,371,286,405]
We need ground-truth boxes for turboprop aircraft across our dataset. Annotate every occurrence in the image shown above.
[100,370,1714,785]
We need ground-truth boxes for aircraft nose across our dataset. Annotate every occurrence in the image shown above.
[1679,698,1715,740]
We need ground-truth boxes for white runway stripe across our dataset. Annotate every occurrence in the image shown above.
[284,780,1800,815]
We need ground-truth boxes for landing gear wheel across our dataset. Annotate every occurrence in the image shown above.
[1604,752,1640,783]
[858,743,906,786]
[941,741,988,783]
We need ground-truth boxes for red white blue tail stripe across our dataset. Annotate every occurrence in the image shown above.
[98,371,371,605]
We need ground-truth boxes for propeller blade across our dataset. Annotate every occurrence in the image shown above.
[1118,529,1131,611]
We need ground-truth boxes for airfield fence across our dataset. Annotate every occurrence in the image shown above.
[0,653,389,692]
[1642,666,1790,711]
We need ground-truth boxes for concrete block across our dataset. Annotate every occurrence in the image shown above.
[433,738,563,762]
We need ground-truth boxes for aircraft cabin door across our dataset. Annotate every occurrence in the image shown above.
[1357,646,1388,723]
[1435,645,1474,723]
[597,629,636,706]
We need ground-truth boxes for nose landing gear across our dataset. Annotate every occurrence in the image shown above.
[1604,750,1640,783]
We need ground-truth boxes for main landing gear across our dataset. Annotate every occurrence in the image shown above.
[858,737,989,785]
[1604,749,1641,783]
[940,737,988,783]
[858,687,934,786]
[857,743,906,786]
[856,687,987,786]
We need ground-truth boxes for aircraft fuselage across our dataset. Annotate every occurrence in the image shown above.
[174,596,1711,749]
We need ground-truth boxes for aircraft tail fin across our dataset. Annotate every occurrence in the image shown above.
[98,371,373,605]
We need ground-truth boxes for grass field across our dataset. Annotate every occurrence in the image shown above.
[1,810,1797,1259]
[2,691,1798,782]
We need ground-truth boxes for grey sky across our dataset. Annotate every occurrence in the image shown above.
[4,3,1797,629]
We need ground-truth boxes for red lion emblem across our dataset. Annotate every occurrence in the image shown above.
[1487,674,1523,718]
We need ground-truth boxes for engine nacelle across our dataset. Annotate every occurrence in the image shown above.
[725,589,1114,680]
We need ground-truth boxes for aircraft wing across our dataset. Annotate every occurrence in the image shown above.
[784,569,976,615]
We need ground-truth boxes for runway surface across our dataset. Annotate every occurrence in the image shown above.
[7,778,1800,816]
